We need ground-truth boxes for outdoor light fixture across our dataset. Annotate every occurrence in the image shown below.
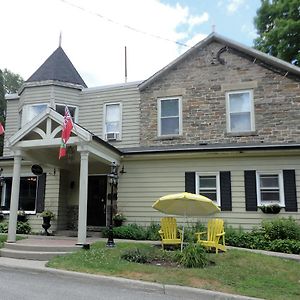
[106,161,119,247]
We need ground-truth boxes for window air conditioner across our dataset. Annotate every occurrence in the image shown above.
[105,132,119,141]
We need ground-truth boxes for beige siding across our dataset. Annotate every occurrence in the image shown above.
[1,164,60,233]
[3,98,19,156]
[19,86,52,107]
[79,84,140,148]
[118,153,300,231]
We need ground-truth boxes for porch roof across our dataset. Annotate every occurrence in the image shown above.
[6,107,121,166]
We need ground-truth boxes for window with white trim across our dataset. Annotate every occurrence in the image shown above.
[226,90,254,133]
[0,176,38,212]
[256,172,284,206]
[158,97,182,136]
[21,103,48,126]
[56,104,78,122]
[196,172,220,206]
[104,103,121,141]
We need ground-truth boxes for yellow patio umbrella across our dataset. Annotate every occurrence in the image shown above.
[152,192,220,250]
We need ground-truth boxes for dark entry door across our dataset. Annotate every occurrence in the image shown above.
[87,176,107,226]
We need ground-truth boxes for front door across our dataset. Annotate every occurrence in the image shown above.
[87,176,107,226]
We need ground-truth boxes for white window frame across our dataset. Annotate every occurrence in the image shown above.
[226,90,255,133]
[1,174,38,214]
[103,102,122,141]
[55,103,79,123]
[256,171,285,207]
[158,97,182,137]
[196,172,221,206]
[21,103,48,126]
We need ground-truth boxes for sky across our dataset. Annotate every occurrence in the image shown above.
[0,0,261,88]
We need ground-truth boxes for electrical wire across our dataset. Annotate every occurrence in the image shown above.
[60,0,190,48]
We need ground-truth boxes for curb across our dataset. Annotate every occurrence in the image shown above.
[0,257,262,300]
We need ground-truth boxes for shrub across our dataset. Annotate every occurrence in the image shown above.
[179,243,209,268]
[261,217,300,241]
[0,221,31,234]
[268,239,300,254]
[102,224,148,240]
[121,248,150,263]
[145,223,160,241]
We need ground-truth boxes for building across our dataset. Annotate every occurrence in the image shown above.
[2,33,299,245]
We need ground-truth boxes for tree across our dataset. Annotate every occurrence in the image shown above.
[254,0,300,66]
[0,69,24,155]
[3,68,24,94]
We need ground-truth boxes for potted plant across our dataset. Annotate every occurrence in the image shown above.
[17,209,27,222]
[40,210,55,236]
[259,204,282,214]
[113,212,126,227]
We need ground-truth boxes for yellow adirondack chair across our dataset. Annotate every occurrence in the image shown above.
[195,219,226,253]
[158,217,183,249]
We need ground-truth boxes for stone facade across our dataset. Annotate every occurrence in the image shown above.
[140,41,300,147]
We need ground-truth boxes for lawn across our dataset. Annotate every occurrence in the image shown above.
[47,241,300,300]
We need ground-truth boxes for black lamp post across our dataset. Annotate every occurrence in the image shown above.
[106,162,118,247]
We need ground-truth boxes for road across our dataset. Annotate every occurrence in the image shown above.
[0,267,202,300]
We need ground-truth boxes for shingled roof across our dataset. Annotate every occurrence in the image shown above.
[26,46,87,87]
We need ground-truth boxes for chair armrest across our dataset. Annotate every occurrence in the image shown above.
[216,232,225,237]
[195,231,207,240]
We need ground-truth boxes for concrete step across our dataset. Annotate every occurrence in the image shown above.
[0,248,74,261]
[3,242,80,252]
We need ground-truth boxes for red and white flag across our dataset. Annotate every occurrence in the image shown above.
[0,123,4,135]
[59,106,73,159]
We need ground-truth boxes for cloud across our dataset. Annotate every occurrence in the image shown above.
[0,0,208,87]
[187,12,209,31]
[227,0,245,14]
[241,25,258,40]
[186,33,208,48]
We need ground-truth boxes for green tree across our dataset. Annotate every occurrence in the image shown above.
[3,68,24,94]
[0,69,24,155]
[254,0,300,66]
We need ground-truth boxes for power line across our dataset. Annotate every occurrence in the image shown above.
[60,0,190,48]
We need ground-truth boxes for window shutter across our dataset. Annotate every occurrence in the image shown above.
[220,171,232,211]
[283,170,298,212]
[185,172,195,193]
[36,173,46,213]
[244,170,257,211]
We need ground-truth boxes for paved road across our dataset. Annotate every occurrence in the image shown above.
[0,267,201,300]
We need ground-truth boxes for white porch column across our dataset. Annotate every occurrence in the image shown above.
[77,150,89,245]
[7,150,22,243]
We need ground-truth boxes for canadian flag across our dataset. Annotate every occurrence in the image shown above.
[0,123,4,135]
[59,106,73,159]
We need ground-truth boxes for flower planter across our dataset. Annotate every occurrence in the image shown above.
[42,216,52,236]
[17,215,27,222]
[259,205,281,214]
[114,219,123,227]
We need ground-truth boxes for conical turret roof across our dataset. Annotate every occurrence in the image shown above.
[26,46,87,87]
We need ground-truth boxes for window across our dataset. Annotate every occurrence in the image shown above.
[0,176,38,212]
[256,172,284,207]
[226,90,254,133]
[56,104,78,122]
[21,104,48,126]
[196,173,220,206]
[158,97,182,136]
[104,103,121,140]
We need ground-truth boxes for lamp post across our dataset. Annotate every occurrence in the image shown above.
[106,162,118,247]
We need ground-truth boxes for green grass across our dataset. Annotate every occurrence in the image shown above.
[47,242,300,300]
[0,234,25,247]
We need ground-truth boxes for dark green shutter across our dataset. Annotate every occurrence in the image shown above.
[36,173,46,213]
[244,170,257,211]
[283,170,298,212]
[220,171,232,211]
[185,172,195,193]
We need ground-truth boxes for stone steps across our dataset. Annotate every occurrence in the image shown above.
[0,241,82,261]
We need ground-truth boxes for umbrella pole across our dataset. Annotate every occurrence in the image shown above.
[181,225,184,252]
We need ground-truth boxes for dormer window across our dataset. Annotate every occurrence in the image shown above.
[21,103,48,126]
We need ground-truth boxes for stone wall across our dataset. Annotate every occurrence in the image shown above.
[140,41,300,146]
